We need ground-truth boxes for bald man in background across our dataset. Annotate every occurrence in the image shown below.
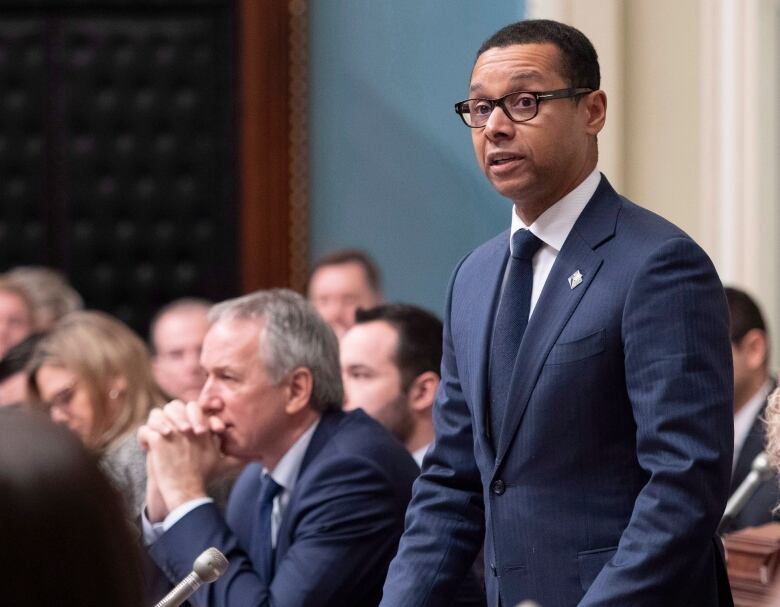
[150,298,211,402]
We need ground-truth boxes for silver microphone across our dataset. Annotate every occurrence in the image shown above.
[718,452,774,534]
[154,547,229,607]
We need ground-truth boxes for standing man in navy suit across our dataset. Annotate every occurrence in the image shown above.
[139,289,419,606]
[380,19,734,607]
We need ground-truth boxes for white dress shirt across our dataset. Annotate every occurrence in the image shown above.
[412,443,430,468]
[265,419,319,547]
[508,168,601,317]
[143,419,320,547]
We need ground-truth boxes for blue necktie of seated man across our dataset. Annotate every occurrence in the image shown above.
[488,229,543,445]
[257,473,283,582]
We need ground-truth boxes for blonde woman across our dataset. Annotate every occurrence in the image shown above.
[27,310,164,518]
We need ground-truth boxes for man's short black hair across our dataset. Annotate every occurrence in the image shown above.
[307,249,382,295]
[355,304,442,391]
[725,287,767,344]
[477,19,600,91]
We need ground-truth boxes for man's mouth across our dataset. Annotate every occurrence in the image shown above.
[488,153,522,166]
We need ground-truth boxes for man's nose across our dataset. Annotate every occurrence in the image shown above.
[483,104,514,139]
[199,393,224,414]
[198,378,224,411]
[198,376,215,404]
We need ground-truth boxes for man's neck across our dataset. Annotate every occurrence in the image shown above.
[734,373,771,415]
[513,159,598,225]
[264,410,321,472]
[404,417,433,456]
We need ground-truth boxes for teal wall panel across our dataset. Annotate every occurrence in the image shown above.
[309,2,526,316]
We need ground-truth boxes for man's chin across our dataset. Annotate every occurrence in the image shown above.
[218,434,243,460]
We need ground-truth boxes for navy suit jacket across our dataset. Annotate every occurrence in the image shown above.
[148,408,419,606]
[381,176,734,606]
[725,384,780,532]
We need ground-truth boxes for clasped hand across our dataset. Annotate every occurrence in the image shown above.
[138,400,223,522]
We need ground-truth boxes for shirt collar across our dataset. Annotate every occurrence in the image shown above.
[734,379,773,456]
[510,169,601,253]
[265,417,320,493]
[412,443,431,468]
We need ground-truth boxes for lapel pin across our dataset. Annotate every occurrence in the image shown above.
[568,270,583,290]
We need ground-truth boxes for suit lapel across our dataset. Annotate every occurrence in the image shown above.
[274,410,343,559]
[494,177,621,465]
[463,233,509,461]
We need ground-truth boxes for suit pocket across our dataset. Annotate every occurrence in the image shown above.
[578,545,617,591]
[545,329,606,365]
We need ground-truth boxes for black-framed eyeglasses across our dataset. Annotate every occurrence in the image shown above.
[454,87,593,128]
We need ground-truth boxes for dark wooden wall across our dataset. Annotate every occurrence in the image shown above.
[0,0,297,335]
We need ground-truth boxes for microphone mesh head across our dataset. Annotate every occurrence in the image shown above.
[193,547,229,582]
[753,452,774,481]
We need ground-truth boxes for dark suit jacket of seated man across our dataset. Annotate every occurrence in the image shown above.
[139,289,421,607]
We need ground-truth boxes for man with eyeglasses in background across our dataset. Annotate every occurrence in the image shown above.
[380,19,734,607]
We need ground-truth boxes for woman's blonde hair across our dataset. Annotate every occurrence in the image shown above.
[765,387,780,473]
[27,310,163,452]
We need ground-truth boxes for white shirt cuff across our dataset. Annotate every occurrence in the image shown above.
[141,497,214,546]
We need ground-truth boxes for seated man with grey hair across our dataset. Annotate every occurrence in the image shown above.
[139,289,419,607]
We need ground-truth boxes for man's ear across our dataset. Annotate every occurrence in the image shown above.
[741,328,769,371]
[284,367,314,414]
[407,371,439,413]
[583,90,607,136]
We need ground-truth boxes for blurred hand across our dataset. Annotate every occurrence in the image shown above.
[143,454,167,523]
[138,400,222,515]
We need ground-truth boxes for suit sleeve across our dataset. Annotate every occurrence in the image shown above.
[381,257,486,607]
[148,451,411,607]
[580,236,734,605]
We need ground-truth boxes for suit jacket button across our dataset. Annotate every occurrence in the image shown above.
[492,479,505,495]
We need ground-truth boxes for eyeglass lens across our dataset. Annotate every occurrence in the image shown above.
[465,92,538,127]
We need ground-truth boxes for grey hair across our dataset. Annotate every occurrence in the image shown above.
[208,289,343,412]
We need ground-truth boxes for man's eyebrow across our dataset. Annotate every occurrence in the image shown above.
[469,71,546,95]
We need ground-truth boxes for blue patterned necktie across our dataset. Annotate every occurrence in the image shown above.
[257,473,283,582]
[488,229,544,445]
